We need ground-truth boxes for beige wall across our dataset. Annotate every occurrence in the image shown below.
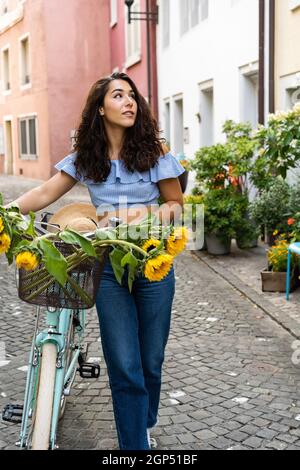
[275,0,300,109]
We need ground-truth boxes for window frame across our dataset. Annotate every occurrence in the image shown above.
[1,44,11,95]
[125,0,142,68]
[19,32,31,89]
[110,0,118,27]
[18,114,38,160]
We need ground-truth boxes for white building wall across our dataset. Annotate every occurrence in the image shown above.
[157,0,259,193]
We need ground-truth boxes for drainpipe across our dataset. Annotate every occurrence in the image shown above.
[269,0,275,114]
[258,0,265,124]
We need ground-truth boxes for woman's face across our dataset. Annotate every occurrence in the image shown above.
[100,79,138,129]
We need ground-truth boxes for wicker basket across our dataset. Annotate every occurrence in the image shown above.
[18,242,109,309]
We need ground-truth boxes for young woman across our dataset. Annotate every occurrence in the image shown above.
[7,72,185,450]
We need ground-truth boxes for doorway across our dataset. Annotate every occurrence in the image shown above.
[4,120,13,175]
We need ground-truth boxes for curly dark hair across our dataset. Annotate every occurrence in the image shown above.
[73,72,165,183]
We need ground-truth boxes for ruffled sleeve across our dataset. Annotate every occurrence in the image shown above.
[54,152,84,182]
[150,152,185,183]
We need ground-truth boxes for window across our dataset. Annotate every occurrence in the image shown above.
[200,0,208,20]
[110,0,117,26]
[2,47,10,91]
[0,0,8,15]
[174,97,184,156]
[199,80,214,147]
[125,0,141,67]
[239,62,259,127]
[20,35,30,86]
[19,116,37,159]
[180,0,208,35]
[162,0,170,48]
[180,0,189,35]
[164,101,170,145]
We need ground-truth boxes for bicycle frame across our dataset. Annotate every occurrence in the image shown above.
[19,306,87,449]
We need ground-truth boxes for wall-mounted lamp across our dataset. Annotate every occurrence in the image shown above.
[124,1,159,107]
[124,0,159,24]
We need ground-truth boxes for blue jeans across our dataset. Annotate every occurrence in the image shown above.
[95,256,175,450]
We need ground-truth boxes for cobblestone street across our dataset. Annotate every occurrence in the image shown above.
[1,176,300,450]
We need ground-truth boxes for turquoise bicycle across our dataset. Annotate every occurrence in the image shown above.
[2,213,109,450]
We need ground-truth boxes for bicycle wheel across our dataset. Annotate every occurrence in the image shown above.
[31,342,57,450]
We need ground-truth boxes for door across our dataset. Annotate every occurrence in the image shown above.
[4,120,13,175]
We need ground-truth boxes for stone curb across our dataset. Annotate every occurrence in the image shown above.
[192,250,300,340]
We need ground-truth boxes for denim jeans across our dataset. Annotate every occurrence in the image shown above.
[95,255,175,450]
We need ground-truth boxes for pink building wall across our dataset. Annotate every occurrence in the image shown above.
[0,0,159,180]
[0,0,50,179]
[0,0,111,180]
[43,0,111,176]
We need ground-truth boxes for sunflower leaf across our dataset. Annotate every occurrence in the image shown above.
[59,229,96,257]
[120,252,139,292]
[38,239,68,286]
[109,248,125,285]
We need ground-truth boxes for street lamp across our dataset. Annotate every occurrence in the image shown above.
[124,0,159,107]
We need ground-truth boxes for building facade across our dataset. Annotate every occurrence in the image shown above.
[157,0,259,191]
[110,0,159,117]
[0,0,111,179]
[274,0,300,111]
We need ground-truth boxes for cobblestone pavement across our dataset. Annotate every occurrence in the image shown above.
[197,242,300,339]
[1,175,300,450]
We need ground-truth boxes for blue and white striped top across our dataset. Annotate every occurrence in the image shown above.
[54,152,185,215]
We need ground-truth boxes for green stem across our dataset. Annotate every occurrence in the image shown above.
[22,254,90,294]
[66,275,93,306]
[24,276,56,301]
[22,240,147,289]
[93,239,148,257]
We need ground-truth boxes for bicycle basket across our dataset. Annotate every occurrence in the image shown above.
[18,242,109,309]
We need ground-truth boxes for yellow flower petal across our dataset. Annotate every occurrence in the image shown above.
[0,217,4,234]
[166,227,189,256]
[144,254,173,282]
[142,238,161,253]
[0,233,11,255]
[16,252,40,271]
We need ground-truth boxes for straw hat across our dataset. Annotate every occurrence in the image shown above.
[48,203,98,233]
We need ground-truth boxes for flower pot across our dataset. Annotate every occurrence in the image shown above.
[205,234,231,255]
[178,171,189,193]
[261,269,297,293]
[236,237,258,250]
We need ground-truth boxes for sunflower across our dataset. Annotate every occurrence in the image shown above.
[166,226,189,256]
[0,232,11,255]
[16,251,40,271]
[142,238,161,253]
[0,217,4,234]
[144,254,173,282]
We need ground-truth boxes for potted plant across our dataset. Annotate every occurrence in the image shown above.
[202,187,248,255]
[235,216,260,249]
[261,236,298,292]
[250,178,291,246]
